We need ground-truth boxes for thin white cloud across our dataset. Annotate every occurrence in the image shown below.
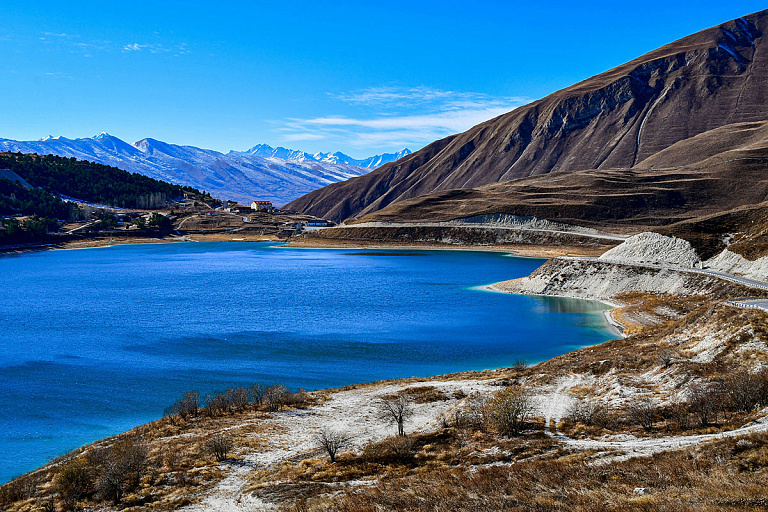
[123,43,165,53]
[279,86,528,150]
[282,132,327,142]
[34,31,188,57]
[122,42,190,55]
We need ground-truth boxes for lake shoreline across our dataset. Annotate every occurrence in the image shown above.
[482,282,626,338]
[0,243,617,486]
[0,234,606,260]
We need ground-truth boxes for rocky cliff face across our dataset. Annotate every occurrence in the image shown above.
[287,11,768,222]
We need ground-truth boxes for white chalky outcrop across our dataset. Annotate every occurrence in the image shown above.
[598,232,701,268]
[705,249,768,282]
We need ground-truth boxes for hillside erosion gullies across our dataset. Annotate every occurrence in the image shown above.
[287,10,768,223]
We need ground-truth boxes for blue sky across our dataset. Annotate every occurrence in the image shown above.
[0,1,765,157]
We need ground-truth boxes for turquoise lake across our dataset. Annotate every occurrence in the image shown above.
[0,242,614,483]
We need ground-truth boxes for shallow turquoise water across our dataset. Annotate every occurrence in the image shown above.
[0,242,613,483]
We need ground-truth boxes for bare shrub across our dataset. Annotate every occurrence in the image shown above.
[668,402,692,431]
[626,398,658,431]
[446,396,486,446]
[250,383,266,405]
[88,437,148,504]
[0,474,38,506]
[264,384,291,412]
[721,372,763,412]
[402,385,448,403]
[484,386,537,436]
[55,458,93,509]
[378,393,414,436]
[231,387,249,412]
[315,427,352,463]
[203,391,230,417]
[165,390,200,420]
[207,433,233,462]
[657,348,676,368]
[565,399,607,426]
[688,382,721,427]
[284,388,310,408]
[163,447,180,471]
[758,367,768,405]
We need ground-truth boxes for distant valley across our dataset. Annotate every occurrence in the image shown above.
[0,134,410,205]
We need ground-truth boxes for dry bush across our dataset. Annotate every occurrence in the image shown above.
[250,383,266,405]
[668,401,693,431]
[87,437,148,504]
[284,388,310,408]
[458,393,489,432]
[625,398,659,432]
[484,386,537,436]
[264,384,291,412]
[163,446,180,471]
[378,393,413,436]
[165,390,200,419]
[231,387,250,411]
[315,427,352,463]
[565,398,608,427]
[0,473,39,507]
[55,458,93,509]
[207,433,233,462]
[658,348,677,368]
[721,371,766,412]
[688,382,723,427]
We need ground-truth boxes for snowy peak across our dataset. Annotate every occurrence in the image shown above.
[236,144,411,169]
[133,138,171,154]
[241,144,315,162]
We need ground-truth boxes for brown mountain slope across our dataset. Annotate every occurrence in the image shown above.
[353,120,768,230]
[286,10,768,222]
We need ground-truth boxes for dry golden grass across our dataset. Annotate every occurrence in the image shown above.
[287,433,768,512]
[248,424,560,507]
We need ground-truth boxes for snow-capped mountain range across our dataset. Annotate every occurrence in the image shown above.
[0,134,411,205]
[238,145,411,169]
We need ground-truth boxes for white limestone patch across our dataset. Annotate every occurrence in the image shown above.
[706,249,768,283]
[599,232,701,268]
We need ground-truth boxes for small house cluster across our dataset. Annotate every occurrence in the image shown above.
[251,201,274,212]
[223,200,274,213]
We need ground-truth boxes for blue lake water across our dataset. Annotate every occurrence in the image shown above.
[0,242,613,483]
